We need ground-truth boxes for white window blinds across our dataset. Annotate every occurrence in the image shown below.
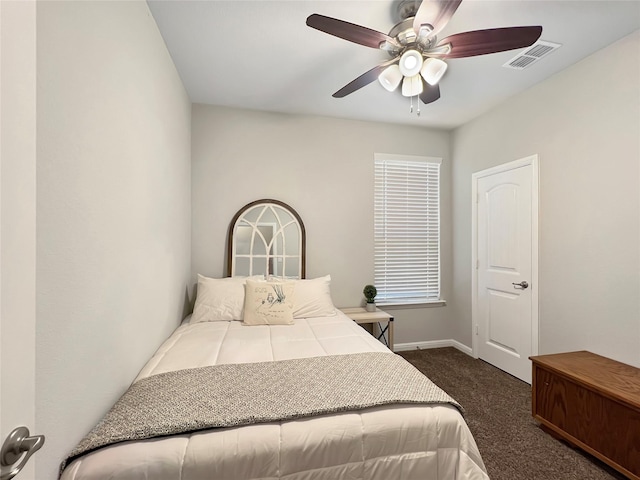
[374,154,441,305]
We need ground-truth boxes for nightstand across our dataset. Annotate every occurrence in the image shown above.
[340,307,394,352]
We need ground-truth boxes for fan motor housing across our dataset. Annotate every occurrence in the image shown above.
[388,17,436,56]
[392,0,421,22]
[389,17,415,39]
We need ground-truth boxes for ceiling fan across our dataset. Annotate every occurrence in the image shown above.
[306,0,542,111]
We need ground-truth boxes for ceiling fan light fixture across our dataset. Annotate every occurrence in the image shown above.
[307,5,543,105]
[378,64,403,92]
[399,49,424,77]
[420,57,448,85]
[401,74,423,97]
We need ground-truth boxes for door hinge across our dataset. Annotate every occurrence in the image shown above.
[476,259,479,270]
[475,325,479,335]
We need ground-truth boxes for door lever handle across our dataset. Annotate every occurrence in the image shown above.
[0,427,45,480]
[512,281,529,290]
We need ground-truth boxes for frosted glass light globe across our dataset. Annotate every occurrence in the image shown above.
[421,58,448,85]
[399,50,424,77]
[378,64,403,92]
[401,74,424,97]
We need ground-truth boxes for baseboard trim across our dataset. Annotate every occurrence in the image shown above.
[395,339,473,356]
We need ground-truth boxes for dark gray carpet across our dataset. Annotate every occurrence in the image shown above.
[399,347,626,480]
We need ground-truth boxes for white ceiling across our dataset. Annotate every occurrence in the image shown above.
[147,0,640,130]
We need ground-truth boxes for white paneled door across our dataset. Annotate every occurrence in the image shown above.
[472,156,538,384]
[1,2,40,479]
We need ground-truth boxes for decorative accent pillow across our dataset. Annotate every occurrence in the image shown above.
[192,275,263,323]
[243,280,295,325]
[268,275,337,318]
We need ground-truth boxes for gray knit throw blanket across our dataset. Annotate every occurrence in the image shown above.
[60,352,462,476]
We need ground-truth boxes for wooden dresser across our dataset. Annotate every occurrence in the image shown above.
[530,351,640,479]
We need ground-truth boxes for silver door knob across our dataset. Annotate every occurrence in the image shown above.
[0,427,45,480]
[512,281,529,289]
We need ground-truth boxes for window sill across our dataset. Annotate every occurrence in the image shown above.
[377,300,446,309]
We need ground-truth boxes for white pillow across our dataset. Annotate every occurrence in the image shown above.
[243,279,295,326]
[291,275,336,318]
[192,275,263,323]
[269,275,336,318]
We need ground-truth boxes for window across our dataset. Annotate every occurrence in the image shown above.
[374,153,441,305]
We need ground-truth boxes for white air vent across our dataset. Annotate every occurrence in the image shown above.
[503,40,561,70]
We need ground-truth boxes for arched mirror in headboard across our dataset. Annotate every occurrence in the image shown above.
[227,199,306,279]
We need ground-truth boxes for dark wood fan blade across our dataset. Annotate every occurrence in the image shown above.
[333,58,399,98]
[437,26,542,58]
[419,80,440,104]
[413,0,463,38]
[307,14,397,49]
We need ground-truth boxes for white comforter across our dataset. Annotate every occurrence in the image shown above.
[61,312,489,480]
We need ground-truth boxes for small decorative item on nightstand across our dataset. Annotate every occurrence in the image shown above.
[363,284,377,312]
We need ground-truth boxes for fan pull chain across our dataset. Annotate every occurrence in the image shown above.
[409,95,421,116]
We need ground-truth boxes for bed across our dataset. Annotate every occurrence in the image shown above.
[60,199,488,480]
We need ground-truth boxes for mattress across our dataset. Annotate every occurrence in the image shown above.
[61,312,489,480]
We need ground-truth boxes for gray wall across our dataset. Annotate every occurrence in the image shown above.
[191,105,454,345]
[451,31,640,366]
[35,1,191,477]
